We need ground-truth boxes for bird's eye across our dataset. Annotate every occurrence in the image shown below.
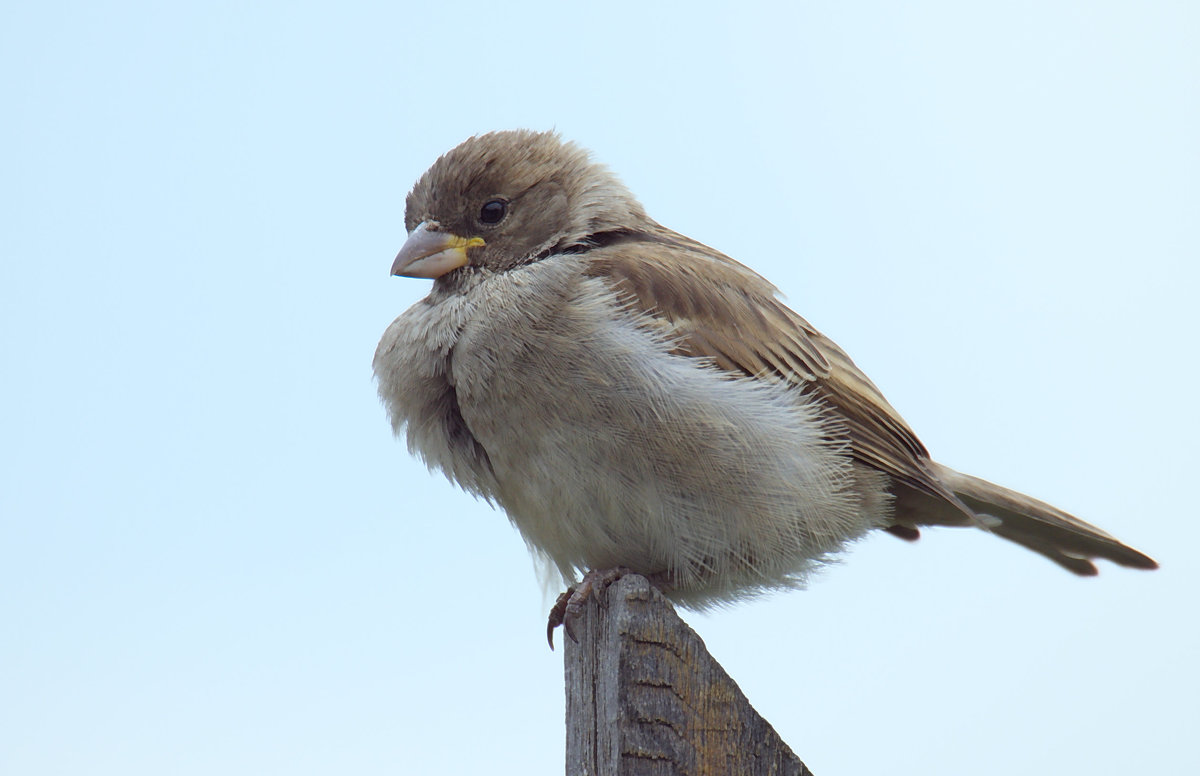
[479,199,507,225]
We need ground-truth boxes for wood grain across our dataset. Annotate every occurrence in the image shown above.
[564,574,812,776]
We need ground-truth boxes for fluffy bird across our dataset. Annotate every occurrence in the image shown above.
[374,130,1156,644]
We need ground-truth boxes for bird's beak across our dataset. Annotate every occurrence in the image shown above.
[390,222,486,278]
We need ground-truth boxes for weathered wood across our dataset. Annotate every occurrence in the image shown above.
[564,574,813,776]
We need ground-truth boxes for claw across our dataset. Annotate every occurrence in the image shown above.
[545,567,637,650]
[547,588,574,650]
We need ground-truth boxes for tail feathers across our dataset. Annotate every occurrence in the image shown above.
[929,462,1158,576]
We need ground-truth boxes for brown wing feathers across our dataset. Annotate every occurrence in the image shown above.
[583,229,961,507]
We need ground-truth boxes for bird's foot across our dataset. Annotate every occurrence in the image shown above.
[546,566,635,650]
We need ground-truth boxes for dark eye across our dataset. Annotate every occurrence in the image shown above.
[479,199,507,224]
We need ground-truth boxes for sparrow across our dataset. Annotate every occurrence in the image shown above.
[373,130,1156,645]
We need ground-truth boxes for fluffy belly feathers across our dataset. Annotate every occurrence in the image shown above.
[376,258,883,606]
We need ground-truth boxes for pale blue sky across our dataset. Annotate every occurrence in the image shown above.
[2,2,1196,774]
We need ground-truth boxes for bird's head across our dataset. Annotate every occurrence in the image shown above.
[391,130,648,279]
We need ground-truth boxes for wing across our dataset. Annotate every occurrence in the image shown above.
[582,227,962,506]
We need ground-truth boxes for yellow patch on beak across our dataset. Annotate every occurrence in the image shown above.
[391,222,486,278]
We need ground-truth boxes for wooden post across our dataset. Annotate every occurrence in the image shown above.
[564,574,813,776]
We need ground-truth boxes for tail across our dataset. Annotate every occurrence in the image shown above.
[924,462,1158,575]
